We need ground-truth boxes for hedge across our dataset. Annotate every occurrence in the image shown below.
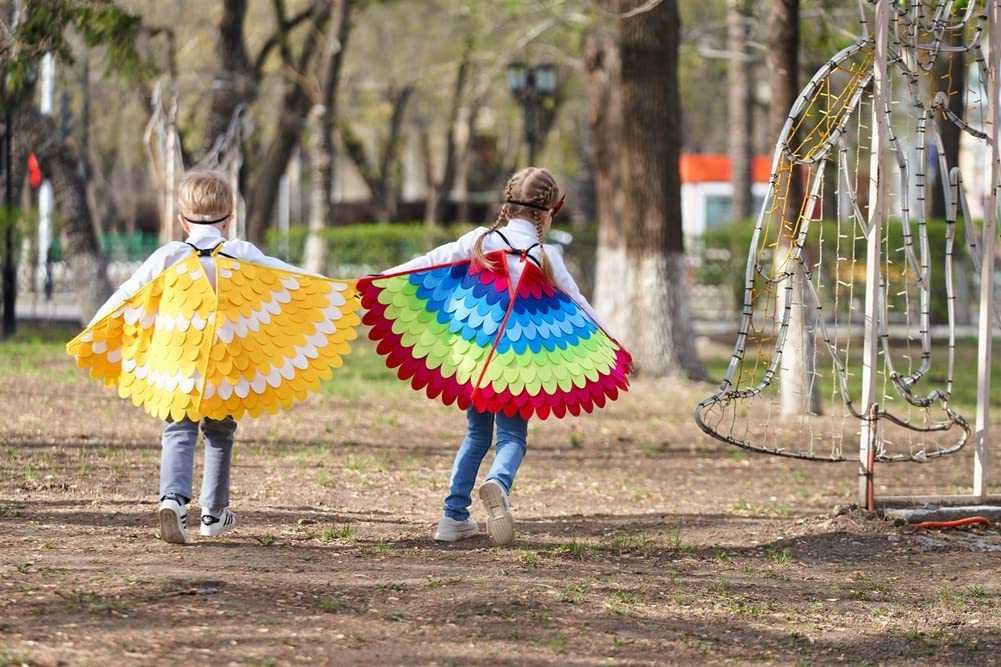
[265,222,599,295]
[698,218,978,324]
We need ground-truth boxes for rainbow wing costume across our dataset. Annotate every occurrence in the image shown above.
[358,250,631,419]
[67,248,360,421]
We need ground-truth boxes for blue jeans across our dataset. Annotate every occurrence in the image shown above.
[160,417,237,514]
[443,408,528,521]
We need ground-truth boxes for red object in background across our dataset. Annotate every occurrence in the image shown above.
[27,153,42,189]
[679,154,771,184]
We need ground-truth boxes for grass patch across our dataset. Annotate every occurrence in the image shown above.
[966,584,987,599]
[766,545,793,566]
[318,525,356,543]
[702,337,1001,413]
[316,470,331,488]
[54,590,129,615]
[669,526,694,553]
[0,647,33,667]
[321,340,400,399]
[546,540,594,560]
[425,575,463,588]
[603,533,655,553]
[546,634,568,654]
[343,454,390,473]
[558,582,589,604]
[0,324,79,378]
[609,590,636,604]
[318,597,346,613]
[515,549,540,567]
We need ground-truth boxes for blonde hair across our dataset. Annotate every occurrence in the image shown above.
[473,167,561,282]
[177,170,233,223]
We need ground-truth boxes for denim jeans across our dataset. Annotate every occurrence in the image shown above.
[160,417,237,514]
[443,408,528,521]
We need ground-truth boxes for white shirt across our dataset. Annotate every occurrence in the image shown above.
[387,218,607,334]
[89,224,306,326]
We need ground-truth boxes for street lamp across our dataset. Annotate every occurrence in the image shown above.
[506,61,559,165]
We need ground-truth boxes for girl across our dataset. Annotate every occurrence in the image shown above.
[358,167,631,545]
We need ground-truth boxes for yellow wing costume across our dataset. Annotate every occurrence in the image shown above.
[67,247,360,422]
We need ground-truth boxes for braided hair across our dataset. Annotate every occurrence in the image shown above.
[472,167,561,282]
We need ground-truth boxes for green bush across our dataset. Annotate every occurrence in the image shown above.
[264,222,474,271]
[265,222,599,297]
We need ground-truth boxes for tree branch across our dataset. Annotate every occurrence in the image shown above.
[253,5,313,77]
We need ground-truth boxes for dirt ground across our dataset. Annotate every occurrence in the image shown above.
[2,335,1001,666]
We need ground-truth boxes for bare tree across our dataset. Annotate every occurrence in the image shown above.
[200,0,313,158]
[423,36,474,226]
[727,0,755,221]
[339,83,413,221]
[588,0,705,379]
[768,0,821,415]
[245,0,334,243]
[303,0,352,274]
[931,28,965,220]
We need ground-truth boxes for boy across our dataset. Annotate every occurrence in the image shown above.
[70,170,359,544]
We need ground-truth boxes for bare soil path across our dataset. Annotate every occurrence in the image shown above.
[2,338,1000,666]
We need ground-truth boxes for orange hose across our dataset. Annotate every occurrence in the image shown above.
[912,516,992,530]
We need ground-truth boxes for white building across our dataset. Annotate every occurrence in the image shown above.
[680,154,771,237]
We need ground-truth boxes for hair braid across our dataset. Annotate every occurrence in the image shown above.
[472,166,561,282]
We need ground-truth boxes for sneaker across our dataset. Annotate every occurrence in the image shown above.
[200,508,237,537]
[158,497,188,545]
[479,480,514,545]
[433,515,479,542]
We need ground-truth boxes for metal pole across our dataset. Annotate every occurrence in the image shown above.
[37,53,54,294]
[3,101,15,337]
[858,0,889,506]
[974,0,1000,498]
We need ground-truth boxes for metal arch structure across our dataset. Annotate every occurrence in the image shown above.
[695,0,1001,500]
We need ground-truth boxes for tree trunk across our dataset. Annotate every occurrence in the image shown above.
[342,85,413,222]
[586,30,626,335]
[768,0,820,415]
[245,0,334,244]
[9,108,111,324]
[303,0,352,273]
[727,0,755,222]
[589,0,705,380]
[201,0,255,158]
[931,29,965,220]
[425,39,473,226]
[454,93,485,224]
[375,85,413,220]
[304,109,331,274]
[768,0,802,207]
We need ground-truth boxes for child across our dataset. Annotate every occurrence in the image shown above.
[68,170,360,544]
[358,167,631,545]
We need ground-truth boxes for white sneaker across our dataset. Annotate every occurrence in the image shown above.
[479,480,514,545]
[433,515,479,542]
[158,497,188,545]
[200,508,237,537]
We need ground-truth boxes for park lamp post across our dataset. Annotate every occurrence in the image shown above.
[505,62,559,166]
